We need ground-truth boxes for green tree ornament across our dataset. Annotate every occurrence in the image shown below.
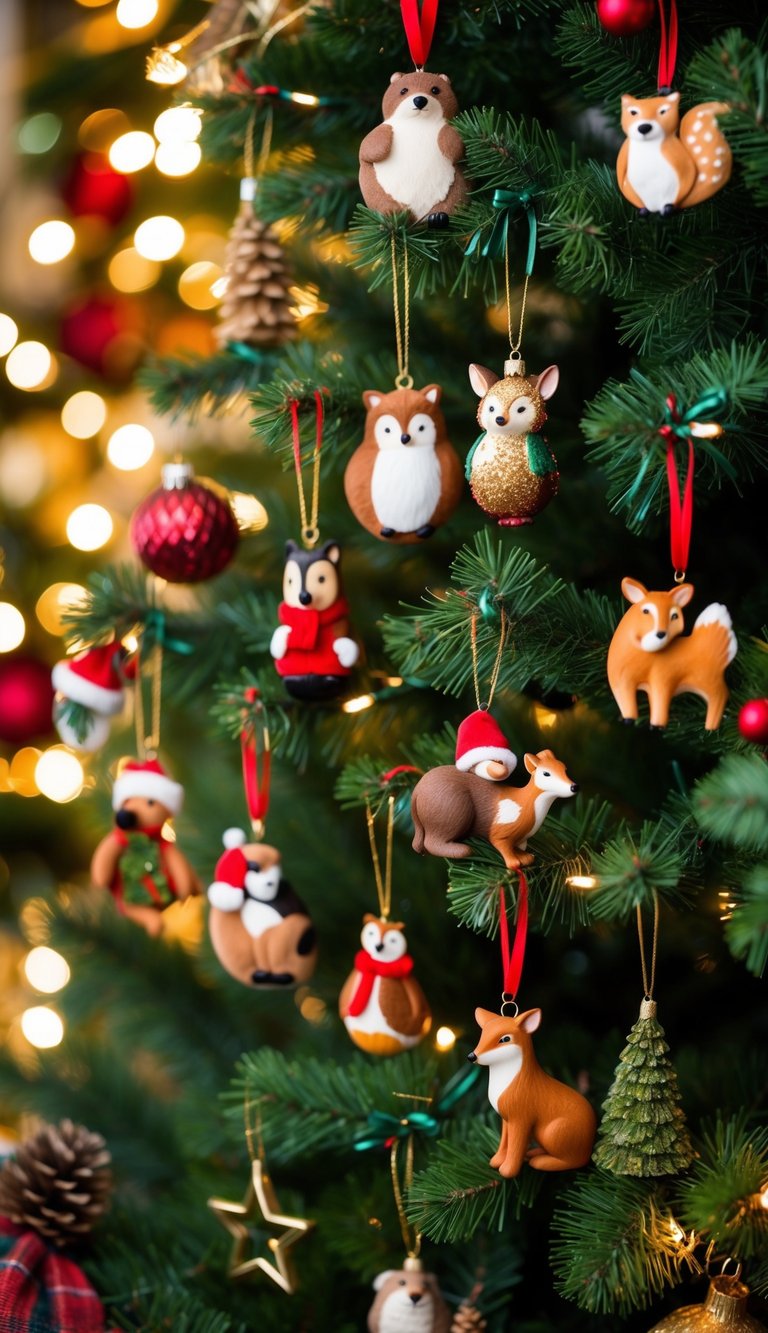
[593,999,693,1177]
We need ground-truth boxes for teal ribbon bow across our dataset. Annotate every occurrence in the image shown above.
[353,1065,480,1152]
[624,378,735,518]
[143,609,194,656]
[465,189,538,275]
[659,386,729,442]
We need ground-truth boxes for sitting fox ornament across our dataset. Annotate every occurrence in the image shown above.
[607,578,737,729]
[469,1007,596,1178]
[467,357,559,526]
[617,92,731,215]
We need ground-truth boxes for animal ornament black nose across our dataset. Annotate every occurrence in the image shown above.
[656,630,666,639]
[467,1051,477,1063]
[400,433,411,444]
[410,1294,422,1305]
[495,415,506,425]
[412,95,428,109]
[375,942,384,952]
[638,123,653,135]
[570,784,579,794]
[115,808,137,830]
[299,590,312,606]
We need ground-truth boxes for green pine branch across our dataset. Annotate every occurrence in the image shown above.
[676,1114,768,1260]
[693,752,768,853]
[588,819,695,921]
[725,864,768,978]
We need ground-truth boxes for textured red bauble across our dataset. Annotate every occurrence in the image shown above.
[0,657,55,745]
[738,698,768,745]
[61,152,133,225]
[596,0,655,37]
[131,463,239,584]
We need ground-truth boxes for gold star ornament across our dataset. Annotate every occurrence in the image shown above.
[208,1159,314,1294]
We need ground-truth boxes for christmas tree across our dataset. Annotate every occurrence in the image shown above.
[0,1,766,1330]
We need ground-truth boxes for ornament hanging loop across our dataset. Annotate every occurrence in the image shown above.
[500,992,519,1018]
[470,607,507,713]
[289,392,325,551]
[365,791,395,921]
[673,568,687,585]
[637,890,659,1002]
[391,234,412,390]
[394,372,414,390]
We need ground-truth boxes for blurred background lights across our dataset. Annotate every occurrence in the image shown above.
[0,315,18,357]
[35,583,88,636]
[17,112,62,155]
[66,503,113,551]
[107,423,154,470]
[147,47,188,85]
[567,875,598,890]
[115,0,159,28]
[28,221,75,265]
[10,749,41,798]
[0,435,47,507]
[35,748,85,803]
[134,216,185,261]
[342,693,375,714]
[108,247,160,293]
[61,390,107,438]
[0,604,26,652]
[21,1006,64,1049]
[24,947,71,994]
[435,1025,457,1051]
[6,341,55,391]
[178,261,222,310]
[230,491,269,532]
[108,130,156,173]
[153,107,202,143]
[78,109,129,152]
[155,141,201,177]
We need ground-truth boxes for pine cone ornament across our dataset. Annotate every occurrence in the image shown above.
[0,1120,111,1247]
[215,182,297,349]
[452,1304,487,1332]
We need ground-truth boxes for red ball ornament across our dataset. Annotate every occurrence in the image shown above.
[0,657,55,745]
[131,463,239,584]
[60,293,142,380]
[60,152,133,225]
[596,0,655,37]
[738,698,768,746]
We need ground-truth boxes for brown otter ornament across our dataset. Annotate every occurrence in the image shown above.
[339,915,431,1056]
[207,830,317,989]
[345,384,463,543]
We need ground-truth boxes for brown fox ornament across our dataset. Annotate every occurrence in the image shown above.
[345,385,463,543]
[617,93,731,215]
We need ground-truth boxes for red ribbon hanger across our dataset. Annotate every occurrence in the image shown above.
[498,873,529,1006]
[660,395,694,577]
[241,686,271,835]
[400,0,439,69]
[656,0,678,92]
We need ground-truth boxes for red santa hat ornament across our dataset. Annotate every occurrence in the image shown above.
[52,644,128,716]
[455,709,517,774]
[112,757,184,816]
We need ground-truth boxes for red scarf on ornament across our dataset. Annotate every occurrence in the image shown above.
[347,951,414,1017]
[277,597,350,649]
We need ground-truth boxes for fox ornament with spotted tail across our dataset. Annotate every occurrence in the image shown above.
[617,93,731,215]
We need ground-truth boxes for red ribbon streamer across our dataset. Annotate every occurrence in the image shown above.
[498,873,528,1000]
[660,396,694,574]
[289,390,325,486]
[380,764,421,784]
[400,0,439,68]
[657,0,678,92]
[241,687,271,826]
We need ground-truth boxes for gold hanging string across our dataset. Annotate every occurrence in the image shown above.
[243,104,273,181]
[637,890,659,1001]
[134,640,163,761]
[244,1093,266,1165]
[256,0,316,55]
[504,234,530,356]
[365,794,395,920]
[390,1135,421,1260]
[391,234,413,390]
[291,393,323,549]
[470,607,507,712]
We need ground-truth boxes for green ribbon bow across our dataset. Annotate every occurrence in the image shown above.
[353,1064,480,1152]
[624,377,735,519]
[465,188,538,275]
[143,609,194,656]
[659,386,729,442]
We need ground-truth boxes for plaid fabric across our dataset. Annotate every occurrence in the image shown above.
[0,1220,105,1333]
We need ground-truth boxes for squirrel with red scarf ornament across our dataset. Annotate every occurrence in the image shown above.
[270,540,359,700]
[90,758,201,936]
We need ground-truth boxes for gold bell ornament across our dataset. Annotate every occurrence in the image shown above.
[647,1274,767,1332]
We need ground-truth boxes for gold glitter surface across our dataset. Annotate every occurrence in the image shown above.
[469,435,558,522]
[647,1279,767,1331]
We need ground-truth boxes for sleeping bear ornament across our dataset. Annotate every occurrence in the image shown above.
[359,71,468,226]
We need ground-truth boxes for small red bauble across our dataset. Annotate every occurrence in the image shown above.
[61,152,133,225]
[738,698,768,746]
[131,462,239,584]
[0,657,55,745]
[596,0,655,37]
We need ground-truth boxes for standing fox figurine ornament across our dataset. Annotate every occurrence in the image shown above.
[616,0,731,215]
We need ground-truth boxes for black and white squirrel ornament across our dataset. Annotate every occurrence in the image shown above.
[270,540,359,701]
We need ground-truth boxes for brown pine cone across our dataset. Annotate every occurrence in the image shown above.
[451,1303,487,1332]
[0,1119,111,1247]
[215,203,297,349]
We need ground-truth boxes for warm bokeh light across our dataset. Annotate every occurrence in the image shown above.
[154,106,202,143]
[21,1006,64,1049]
[17,112,62,154]
[178,261,222,310]
[155,141,201,177]
[760,1185,768,1209]
[35,583,88,636]
[0,315,18,357]
[533,702,558,729]
[66,503,113,551]
[116,0,159,28]
[61,389,107,438]
[78,108,130,152]
[567,875,598,890]
[10,748,41,797]
[24,946,71,994]
[106,423,154,470]
[108,130,156,173]
[342,694,376,714]
[134,215,185,261]
[35,747,85,803]
[108,246,161,293]
[0,435,46,506]
[230,492,269,532]
[435,1025,457,1051]
[6,341,55,391]
[28,220,75,265]
[0,604,26,652]
[146,47,188,86]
